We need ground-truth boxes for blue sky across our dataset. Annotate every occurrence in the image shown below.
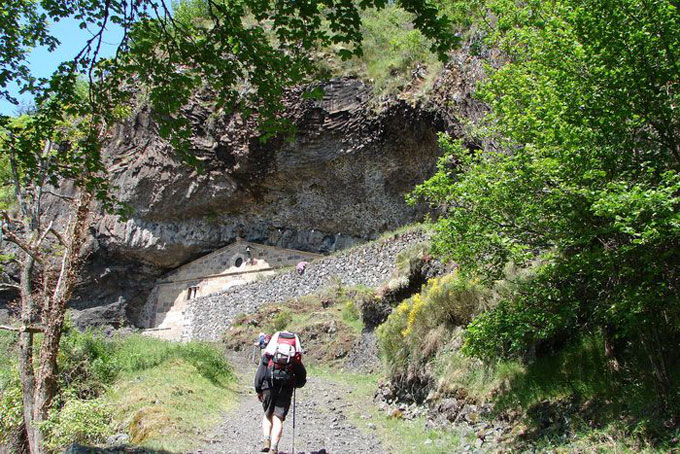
[0,17,125,116]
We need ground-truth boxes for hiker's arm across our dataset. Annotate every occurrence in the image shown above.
[254,357,266,393]
[294,362,307,388]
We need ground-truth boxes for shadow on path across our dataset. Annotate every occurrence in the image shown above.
[283,449,329,454]
[63,444,174,454]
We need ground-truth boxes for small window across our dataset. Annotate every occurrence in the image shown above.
[235,257,244,267]
[186,286,199,300]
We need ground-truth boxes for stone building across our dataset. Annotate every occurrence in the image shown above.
[144,239,321,339]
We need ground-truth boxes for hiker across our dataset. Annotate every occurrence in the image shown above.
[255,331,306,454]
[296,261,309,276]
[253,332,272,365]
[257,332,272,350]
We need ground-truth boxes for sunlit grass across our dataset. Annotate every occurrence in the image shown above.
[108,357,237,452]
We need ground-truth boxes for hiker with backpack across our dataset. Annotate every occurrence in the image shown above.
[254,331,307,454]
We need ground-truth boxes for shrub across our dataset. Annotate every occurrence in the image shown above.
[58,328,118,398]
[0,374,23,446]
[271,308,293,332]
[377,272,489,374]
[316,4,441,96]
[41,397,113,452]
[394,243,430,279]
[342,300,360,322]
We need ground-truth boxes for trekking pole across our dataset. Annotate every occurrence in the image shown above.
[292,387,296,454]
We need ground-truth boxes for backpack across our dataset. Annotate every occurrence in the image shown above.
[267,332,299,387]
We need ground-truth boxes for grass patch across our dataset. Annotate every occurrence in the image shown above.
[317,5,442,98]
[107,357,237,452]
[1,328,237,452]
[378,222,428,242]
[488,335,679,452]
[0,330,16,374]
[429,335,679,452]
[309,365,464,454]
[432,340,524,402]
[372,413,462,454]
[224,285,375,365]
[341,300,363,334]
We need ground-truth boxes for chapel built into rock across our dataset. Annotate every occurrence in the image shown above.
[144,239,321,339]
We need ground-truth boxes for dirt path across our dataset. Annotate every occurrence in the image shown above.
[198,355,384,454]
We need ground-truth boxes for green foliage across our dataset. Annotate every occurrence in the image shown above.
[114,0,457,156]
[491,334,680,449]
[0,0,58,103]
[2,0,457,176]
[271,308,293,332]
[62,329,233,387]
[41,397,113,452]
[0,153,15,210]
[0,332,20,444]
[0,89,124,216]
[15,329,234,451]
[0,371,22,446]
[321,5,442,95]
[410,0,680,402]
[341,299,361,332]
[377,272,488,374]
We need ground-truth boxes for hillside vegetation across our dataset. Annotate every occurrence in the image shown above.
[1,0,679,452]
[378,0,680,450]
[0,328,236,453]
[174,0,446,98]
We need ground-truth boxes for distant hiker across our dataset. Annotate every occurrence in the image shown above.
[296,261,309,276]
[255,331,306,454]
[253,332,272,365]
[257,332,272,350]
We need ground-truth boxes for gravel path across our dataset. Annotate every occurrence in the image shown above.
[198,356,384,454]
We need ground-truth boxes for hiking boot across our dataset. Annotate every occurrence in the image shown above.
[260,438,270,452]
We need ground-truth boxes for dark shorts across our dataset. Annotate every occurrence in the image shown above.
[262,387,293,421]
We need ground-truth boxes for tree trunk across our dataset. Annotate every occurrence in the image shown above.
[17,247,42,454]
[32,191,92,452]
[18,330,38,454]
[13,189,92,454]
[603,325,621,374]
[640,329,671,413]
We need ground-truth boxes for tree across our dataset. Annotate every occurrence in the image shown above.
[410,0,679,407]
[0,1,457,452]
[0,76,125,452]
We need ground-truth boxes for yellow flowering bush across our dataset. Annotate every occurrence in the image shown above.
[378,272,488,375]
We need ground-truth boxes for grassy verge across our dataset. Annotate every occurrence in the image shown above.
[1,328,237,453]
[108,356,236,452]
[308,365,464,454]
[376,270,679,453]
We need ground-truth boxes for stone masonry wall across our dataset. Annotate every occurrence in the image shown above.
[185,229,429,341]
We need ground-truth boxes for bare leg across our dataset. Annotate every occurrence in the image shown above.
[262,413,272,440]
[271,415,284,450]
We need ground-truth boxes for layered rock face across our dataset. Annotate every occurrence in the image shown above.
[71,77,452,328]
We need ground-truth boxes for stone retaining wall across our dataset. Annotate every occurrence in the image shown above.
[185,229,429,341]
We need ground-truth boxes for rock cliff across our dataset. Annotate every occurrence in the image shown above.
[69,77,457,328]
